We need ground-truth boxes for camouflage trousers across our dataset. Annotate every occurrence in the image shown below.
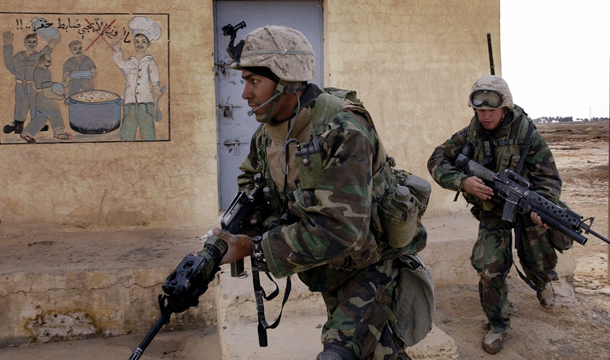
[320,258,410,360]
[471,210,557,333]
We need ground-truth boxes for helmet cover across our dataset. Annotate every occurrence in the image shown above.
[231,25,316,82]
[468,75,514,109]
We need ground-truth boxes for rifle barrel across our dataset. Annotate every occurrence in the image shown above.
[584,227,610,245]
[128,310,172,360]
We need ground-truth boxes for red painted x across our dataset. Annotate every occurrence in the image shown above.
[84,18,116,51]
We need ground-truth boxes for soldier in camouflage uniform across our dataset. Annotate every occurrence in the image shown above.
[208,25,431,360]
[427,75,561,354]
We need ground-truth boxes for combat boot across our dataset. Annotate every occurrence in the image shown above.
[316,344,357,360]
[4,121,24,134]
[537,282,555,309]
[482,330,507,354]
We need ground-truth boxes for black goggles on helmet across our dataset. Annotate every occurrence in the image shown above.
[470,90,504,108]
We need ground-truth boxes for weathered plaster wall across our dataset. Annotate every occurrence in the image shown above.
[0,2,219,235]
[324,0,501,215]
[0,0,500,236]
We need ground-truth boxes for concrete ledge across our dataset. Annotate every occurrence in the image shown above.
[0,228,218,345]
[216,259,458,359]
[407,325,458,360]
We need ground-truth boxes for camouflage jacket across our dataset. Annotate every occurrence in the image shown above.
[427,105,562,212]
[237,84,410,292]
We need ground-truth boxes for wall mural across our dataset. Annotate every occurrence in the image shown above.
[0,12,170,144]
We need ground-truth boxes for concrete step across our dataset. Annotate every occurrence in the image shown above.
[215,259,458,359]
[0,228,217,347]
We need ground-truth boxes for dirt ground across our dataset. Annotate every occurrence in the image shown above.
[434,121,610,359]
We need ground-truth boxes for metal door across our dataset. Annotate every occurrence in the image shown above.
[214,0,323,209]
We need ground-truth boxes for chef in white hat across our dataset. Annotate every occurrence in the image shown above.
[128,16,161,42]
[111,16,163,141]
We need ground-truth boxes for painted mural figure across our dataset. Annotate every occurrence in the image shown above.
[111,16,162,141]
[62,40,97,96]
[2,31,58,134]
[20,54,73,143]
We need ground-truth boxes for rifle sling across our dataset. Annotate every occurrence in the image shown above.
[251,258,292,347]
[514,122,534,176]
[513,216,543,292]
[510,121,544,292]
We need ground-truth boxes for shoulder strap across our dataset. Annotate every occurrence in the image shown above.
[514,120,535,175]
[311,88,359,131]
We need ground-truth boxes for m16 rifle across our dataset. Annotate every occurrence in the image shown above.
[127,175,271,358]
[222,173,270,277]
[455,152,610,246]
[127,236,228,360]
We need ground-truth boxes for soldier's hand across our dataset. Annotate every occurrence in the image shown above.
[3,31,13,46]
[461,176,494,200]
[531,212,550,229]
[212,228,254,265]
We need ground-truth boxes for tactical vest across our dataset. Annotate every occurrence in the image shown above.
[465,105,534,211]
[255,88,429,270]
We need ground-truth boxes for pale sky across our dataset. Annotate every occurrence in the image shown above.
[500,0,609,120]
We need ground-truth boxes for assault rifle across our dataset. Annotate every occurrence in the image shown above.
[128,175,268,359]
[222,173,269,277]
[455,153,610,246]
[127,237,228,360]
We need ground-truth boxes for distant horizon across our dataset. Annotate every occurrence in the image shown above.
[533,116,609,122]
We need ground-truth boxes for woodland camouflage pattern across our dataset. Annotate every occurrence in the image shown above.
[427,104,561,333]
[237,84,419,359]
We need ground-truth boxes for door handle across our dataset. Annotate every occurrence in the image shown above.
[218,104,242,119]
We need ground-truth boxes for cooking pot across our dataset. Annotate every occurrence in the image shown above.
[65,90,123,134]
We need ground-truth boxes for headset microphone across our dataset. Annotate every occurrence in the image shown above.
[247,91,284,116]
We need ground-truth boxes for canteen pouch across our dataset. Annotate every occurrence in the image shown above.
[380,172,431,248]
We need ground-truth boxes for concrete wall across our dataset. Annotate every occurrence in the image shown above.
[0,0,500,236]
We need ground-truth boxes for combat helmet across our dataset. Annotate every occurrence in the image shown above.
[468,75,514,110]
[230,25,316,82]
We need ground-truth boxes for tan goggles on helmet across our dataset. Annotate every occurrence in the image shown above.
[470,90,503,108]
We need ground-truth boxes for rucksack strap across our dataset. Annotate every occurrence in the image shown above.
[514,121,534,175]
